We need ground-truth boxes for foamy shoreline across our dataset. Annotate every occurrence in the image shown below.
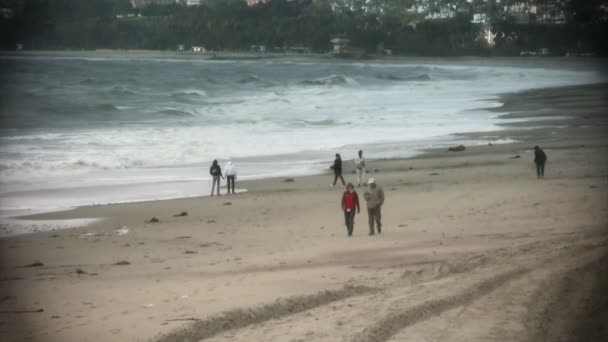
[5,82,605,229]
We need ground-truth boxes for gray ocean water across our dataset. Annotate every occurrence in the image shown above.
[0,56,605,216]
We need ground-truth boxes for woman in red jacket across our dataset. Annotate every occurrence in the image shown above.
[341,182,360,236]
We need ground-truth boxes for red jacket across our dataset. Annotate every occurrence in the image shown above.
[341,191,360,211]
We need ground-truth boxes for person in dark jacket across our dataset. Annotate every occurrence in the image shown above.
[330,153,345,187]
[534,146,547,178]
[341,182,360,236]
[209,159,224,195]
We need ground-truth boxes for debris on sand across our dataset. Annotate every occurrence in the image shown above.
[223,202,232,206]
[20,261,44,268]
[184,250,198,254]
[173,212,188,217]
[283,178,295,182]
[207,219,216,224]
[112,260,131,266]
[429,172,440,176]
[510,155,521,159]
[114,226,129,235]
[0,308,44,314]
[448,145,466,152]
[147,217,160,223]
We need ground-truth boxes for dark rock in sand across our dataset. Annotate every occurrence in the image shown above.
[173,212,188,217]
[448,145,466,152]
[429,172,440,176]
[184,250,197,254]
[223,202,232,206]
[284,178,295,182]
[510,155,521,159]
[147,217,160,223]
[112,260,131,266]
[589,185,598,189]
[20,261,44,268]
[207,219,216,224]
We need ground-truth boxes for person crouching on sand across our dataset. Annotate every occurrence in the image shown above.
[330,153,345,187]
[364,178,384,235]
[209,159,224,196]
[341,182,360,236]
[224,161,237,194]
[534,146,547,179]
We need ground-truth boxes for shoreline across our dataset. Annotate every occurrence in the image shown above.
[9,81,608,224]
[0,83,608,228]
[2,49,608,71]
[0,80,606,342]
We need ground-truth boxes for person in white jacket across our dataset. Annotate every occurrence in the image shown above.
[224,161,237,194]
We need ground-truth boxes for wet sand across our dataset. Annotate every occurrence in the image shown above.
[0,83,607,342]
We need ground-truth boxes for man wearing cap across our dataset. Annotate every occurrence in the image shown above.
[363,178,385,235]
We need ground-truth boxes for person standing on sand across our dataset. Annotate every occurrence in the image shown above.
[534,146,547,179]
[224,161,237,194]
[354,150,366,187]
[209,160,224,196]
[330,153,345,187]
[341,182,360,236]
[364,178,384,235]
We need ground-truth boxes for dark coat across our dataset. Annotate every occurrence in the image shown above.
[534,148,547,164]
[332,158,342,174]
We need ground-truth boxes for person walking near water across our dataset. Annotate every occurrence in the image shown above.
[209,159,224,196]
[330,153,345,187]
[341,182,360,236]
[364,178,384,235]
[224,161,237,194]
[354,150,366,187]
[534,146,547,179]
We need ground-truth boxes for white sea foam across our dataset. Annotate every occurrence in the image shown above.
[0,58,606,216]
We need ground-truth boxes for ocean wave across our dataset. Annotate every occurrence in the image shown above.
[171,89,208,98]
[158,109,195,117]
[95,103,120,112]
[239,75,264,83]
[301,75,358,86]
[376,74,432,81]
[110,85,138,96]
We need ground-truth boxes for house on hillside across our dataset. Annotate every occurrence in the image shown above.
[330,35,365,58]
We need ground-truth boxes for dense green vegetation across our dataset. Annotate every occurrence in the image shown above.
[1,0,606,56]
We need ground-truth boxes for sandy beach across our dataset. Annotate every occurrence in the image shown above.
[1,82,607,342]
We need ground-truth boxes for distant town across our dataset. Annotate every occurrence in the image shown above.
[1,0,607,57]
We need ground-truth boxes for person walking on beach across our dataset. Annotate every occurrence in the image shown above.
[364,178,385,235]
[534,146,547,179]
[330,153,345,187]
[209,159,224,196]
[224,161,237,194]
[341,182,360,236]
[354,150,366,187]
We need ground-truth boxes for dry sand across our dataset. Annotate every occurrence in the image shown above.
[1,83,607,342]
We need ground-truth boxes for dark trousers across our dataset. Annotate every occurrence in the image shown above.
[536,162,545,178]
[211,176,221,195]
[333,173,345,186]
[344,210,356,236]
[226,176,235,193]
[367,206,382,234]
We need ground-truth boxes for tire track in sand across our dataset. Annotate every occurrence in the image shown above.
[154,285,375,342]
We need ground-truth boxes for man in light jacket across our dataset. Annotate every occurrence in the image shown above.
[224,161,237,194]
[363,178,385,235]
[354,150,366,187]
